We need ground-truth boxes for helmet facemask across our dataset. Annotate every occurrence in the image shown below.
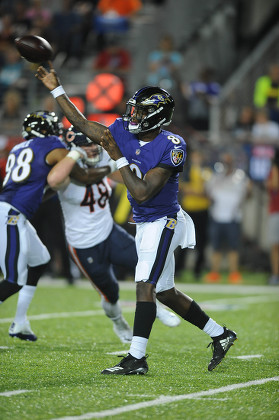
[66,126,102,166]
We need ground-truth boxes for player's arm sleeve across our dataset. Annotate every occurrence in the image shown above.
[157,141,186,173]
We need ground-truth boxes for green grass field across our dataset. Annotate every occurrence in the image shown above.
[0,276,278,420]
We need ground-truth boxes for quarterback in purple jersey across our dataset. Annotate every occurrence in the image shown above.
[0,111,112,341]
[109,118,185,222]
[37,63,237,374]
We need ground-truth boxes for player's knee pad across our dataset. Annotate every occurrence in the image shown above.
[0,279,22,301]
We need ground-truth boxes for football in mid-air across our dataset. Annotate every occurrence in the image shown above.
[15,35,53,63]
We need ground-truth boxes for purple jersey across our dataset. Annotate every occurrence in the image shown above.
[109,119,187,222]
[0,136,65,219]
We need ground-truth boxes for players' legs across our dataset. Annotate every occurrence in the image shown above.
[0,280,22,303]
[108,223,138,269]
[108,222,180,327]
[9,220,50,341]
[127,214,224,356]
[68,243,133,343]
[0,205,27,303]
[13,263,48,323]
[127,215,179,359]
[102,212,237,374]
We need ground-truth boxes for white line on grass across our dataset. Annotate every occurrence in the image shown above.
[51,376,279,420]
[0,390,31,397]
[0,308,135,324]
[1,294,278,324]
[37,278,279,295]
[126,394,229,401]
[234,354,263,359]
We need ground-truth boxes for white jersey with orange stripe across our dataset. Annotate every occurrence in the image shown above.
[58,151,114,249]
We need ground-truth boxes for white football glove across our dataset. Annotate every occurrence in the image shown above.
[71,146,88,161]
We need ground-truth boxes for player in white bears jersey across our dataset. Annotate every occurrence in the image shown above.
[36,63,238,374]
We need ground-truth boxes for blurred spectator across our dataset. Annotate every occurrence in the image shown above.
[204,152,252,284]
[73,1,96,52]
[0,88,25,136]
[254,63,279,124]
[94,0,142,49]
[233,105,254,143]
[176,148,212,280]
[25,0,52,30]
[146,34,182,92]
[50,0,84,65]
[0,45,26,100]
[251,108,279,145]
[0,14,17,51]
[265,147,279,285]
[92,38,131,88]
[40,94,58,114]
[12,1,32,38]
[97,0,142,16]
[181,67,220,131]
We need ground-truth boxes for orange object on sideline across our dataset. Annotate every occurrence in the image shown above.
[87,113,120,126]
[97,0,142,16]
[86,73,124,111]
[204,272,221,283]
[228,272,243,284]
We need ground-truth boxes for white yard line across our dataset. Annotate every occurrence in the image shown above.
[233,354,263,360]
[0,293,278,324]
[0,308,134,324]
[36,278,279,295]
[0,390,31,397]
[51,376,279,420]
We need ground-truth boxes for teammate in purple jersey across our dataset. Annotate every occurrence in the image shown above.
[0,110,112,341]
[36,63,238,373]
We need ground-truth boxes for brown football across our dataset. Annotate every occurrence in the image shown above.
[15,35,53,63]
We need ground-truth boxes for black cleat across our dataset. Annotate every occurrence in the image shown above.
[207,327,237,371]
[101,353,148,375]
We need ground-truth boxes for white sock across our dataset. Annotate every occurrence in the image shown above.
[101,297,122,320]
[129,336,148,359]
[14,285,36,324]
[203,318,224,337]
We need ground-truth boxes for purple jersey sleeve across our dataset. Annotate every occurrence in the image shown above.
[0,136,66,219]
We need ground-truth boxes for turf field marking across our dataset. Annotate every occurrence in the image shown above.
[37,278,278,295]
[0,294,278,324]
[0,308,135,324]
[233,354,263,359]
[126,394,229,401]
[201,295,279,307]
[0,390,31,397]
[106,351,129,355]
[51,376,279,419]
